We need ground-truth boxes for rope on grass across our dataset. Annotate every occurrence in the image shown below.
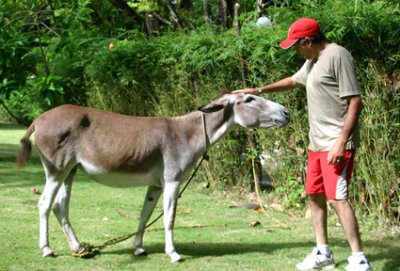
[251,157,290,229]
[71,153,288,259]
[72,154,209,258]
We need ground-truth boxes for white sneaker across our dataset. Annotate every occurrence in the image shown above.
[295,247,335,270]
[345,255,372,271]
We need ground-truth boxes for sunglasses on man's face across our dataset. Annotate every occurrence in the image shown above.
[296,39,308,45]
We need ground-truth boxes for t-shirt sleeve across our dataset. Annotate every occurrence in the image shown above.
[292,60,310,86]
[333,50,361,98]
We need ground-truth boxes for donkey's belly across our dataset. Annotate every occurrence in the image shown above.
[80,159,161,188]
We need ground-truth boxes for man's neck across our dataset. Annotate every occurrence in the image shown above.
[312,41,330,60]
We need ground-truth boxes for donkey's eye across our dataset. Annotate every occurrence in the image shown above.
[245,96,256,103]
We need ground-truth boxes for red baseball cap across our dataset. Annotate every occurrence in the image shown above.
[279,18,321,49]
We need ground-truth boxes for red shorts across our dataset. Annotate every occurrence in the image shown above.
[306,150,356,200]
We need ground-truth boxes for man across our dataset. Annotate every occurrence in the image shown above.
[233,18,372,271]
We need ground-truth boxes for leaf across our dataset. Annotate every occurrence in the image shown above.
[249,220,261,227]
[31,187,41,195]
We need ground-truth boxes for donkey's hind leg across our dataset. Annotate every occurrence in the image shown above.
[53,167,82,253]
[38,160,77,257]
[38,173,63,257]
[134,185,163,256]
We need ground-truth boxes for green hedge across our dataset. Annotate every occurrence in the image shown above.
[1,0,398,223]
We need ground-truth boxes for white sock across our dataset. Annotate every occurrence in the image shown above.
[352,251,366,260]
[316,243,331,255]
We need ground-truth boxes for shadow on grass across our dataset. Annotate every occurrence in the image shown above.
[101,240,314,258]
[0,143,43,187]
[0,143,42,164]
[0,123,27,130]
[180,240,313,258]
[98,234,400,270]
[363,235,400,271]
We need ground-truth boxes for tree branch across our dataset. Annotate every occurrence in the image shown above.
[162,0,183,29]
[107,0,143,26]
[0,101,30,126]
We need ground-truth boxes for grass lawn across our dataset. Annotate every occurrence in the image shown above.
[0,124,398,271]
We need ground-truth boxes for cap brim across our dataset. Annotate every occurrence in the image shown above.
[279,38,298,49]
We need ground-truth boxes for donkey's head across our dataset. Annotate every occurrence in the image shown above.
[199,93,290,128]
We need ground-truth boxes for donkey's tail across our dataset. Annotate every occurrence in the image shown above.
[16,122,35,169]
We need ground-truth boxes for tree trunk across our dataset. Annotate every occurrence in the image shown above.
[256,0,263,15]
[146,13,160,37]
[233,3,246,87]
[234,3,263,190]
[257,0,279,15]
[162,0,183,29]
[145,13,159,37]
[233,3,240,36]
[151,12,172,27]
[216,0,228,28]
[202,0,212,25]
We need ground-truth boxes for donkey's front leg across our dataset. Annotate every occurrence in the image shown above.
[163,181,182,263]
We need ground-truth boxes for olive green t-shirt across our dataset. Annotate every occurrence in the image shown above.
[292,43,360,152]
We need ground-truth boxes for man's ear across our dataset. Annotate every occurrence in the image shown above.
[305,37,312,46]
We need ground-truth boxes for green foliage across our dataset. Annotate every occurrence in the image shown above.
[0,0,398,224]
[85,35,162,115]
[128,0,160,12]
[1,0,100,121]
[355,61,400,223]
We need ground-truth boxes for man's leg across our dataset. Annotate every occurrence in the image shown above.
[322,151,372,270]
[329,199,362,252]
[306,151,330,247]
[310,193,329,246]
[295,152,336,270]
[329,199,372,270]
[296,193,335,271]
[296,193,335,270]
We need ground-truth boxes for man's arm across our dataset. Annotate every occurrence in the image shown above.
[232,76,298,95]
[327,95,363,165]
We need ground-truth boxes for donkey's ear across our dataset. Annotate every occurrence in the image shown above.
[198,104,224,113]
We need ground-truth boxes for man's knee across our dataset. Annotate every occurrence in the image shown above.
[328,199,354,213]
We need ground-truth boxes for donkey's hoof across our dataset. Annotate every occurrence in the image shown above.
[134,248,148,257]
[42,247,55,258]
[170,252,183,263]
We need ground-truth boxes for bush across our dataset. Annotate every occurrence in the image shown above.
[1,0,398,223]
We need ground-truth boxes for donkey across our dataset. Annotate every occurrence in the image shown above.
[16,93,289,262]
